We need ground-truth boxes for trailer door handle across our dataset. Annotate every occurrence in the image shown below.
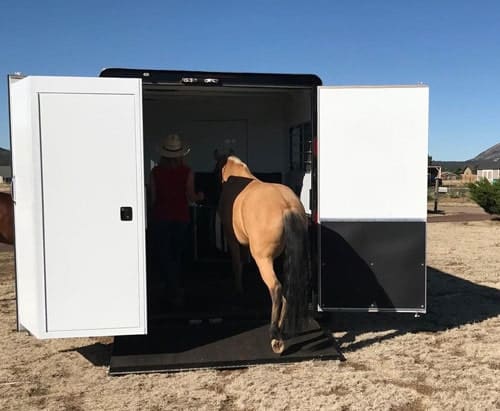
[120,206,133,221]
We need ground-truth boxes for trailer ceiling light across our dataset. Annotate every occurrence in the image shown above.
[182,77,199,84]
[203,78,219,84]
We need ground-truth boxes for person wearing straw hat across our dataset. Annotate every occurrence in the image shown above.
[150,134,204,308]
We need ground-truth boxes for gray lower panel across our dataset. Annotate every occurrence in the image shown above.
[319,221,426,312]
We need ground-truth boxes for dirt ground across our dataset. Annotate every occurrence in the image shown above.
[427,197,495,223]
[1,203,499,410]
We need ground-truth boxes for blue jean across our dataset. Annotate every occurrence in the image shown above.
[151,221,189,300]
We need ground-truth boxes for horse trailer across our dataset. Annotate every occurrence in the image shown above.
[8,69,428,371]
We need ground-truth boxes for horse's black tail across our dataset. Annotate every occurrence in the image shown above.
[282,211,311,336]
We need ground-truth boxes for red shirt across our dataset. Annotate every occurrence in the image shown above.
[151,164,191,222]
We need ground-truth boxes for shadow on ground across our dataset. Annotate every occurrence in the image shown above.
[326,266,500,352]
[69,343,113,367]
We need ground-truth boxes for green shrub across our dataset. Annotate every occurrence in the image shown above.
[468,179,500,215]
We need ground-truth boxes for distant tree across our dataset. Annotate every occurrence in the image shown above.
[428,154,432,165]
[468,179,500,215]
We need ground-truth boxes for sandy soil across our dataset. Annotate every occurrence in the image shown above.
[0,217,499,410]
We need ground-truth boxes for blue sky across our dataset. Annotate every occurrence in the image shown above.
[1,0,499,160]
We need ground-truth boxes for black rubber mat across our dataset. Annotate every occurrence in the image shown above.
[109,318,344,374]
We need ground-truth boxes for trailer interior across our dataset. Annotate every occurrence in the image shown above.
[140,82,315,324]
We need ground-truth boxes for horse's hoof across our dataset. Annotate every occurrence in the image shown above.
[271,339,285,354]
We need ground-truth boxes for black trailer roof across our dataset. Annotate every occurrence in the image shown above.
[100,68,322,88]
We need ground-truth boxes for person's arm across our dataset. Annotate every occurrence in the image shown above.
[186,170,204,203]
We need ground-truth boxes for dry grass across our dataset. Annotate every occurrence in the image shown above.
[0,219,499,410]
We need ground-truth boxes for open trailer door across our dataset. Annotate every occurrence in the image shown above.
[8,75,147,338]
[317,85,428,313]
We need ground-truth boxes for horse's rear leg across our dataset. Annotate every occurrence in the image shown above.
[278,296,287,330]
[254,257,285,354]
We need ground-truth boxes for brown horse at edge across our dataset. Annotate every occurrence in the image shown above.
[218,155,310,354]
[0,192,14,245]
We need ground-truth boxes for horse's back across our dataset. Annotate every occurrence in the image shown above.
[0,192,14,244]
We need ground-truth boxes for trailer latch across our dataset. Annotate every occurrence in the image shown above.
[120,207,133,221]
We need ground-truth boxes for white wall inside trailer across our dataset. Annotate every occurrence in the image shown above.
[142,90,310,177]
[285,90,312,126]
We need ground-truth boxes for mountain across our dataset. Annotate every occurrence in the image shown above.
[469,142,500,162]
[434,142,500,171]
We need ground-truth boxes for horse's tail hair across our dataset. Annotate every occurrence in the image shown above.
[282,211,310,336]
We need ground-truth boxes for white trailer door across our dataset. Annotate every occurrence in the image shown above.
[317,86,428,312]
[9,76,147,338]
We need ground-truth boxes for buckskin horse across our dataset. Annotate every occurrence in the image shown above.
[216,155,310,354]
[0,192,14,245]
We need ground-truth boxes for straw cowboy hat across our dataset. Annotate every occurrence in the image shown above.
[159,134,190,158]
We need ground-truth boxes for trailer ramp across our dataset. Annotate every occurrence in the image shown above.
[109,318,343,374]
